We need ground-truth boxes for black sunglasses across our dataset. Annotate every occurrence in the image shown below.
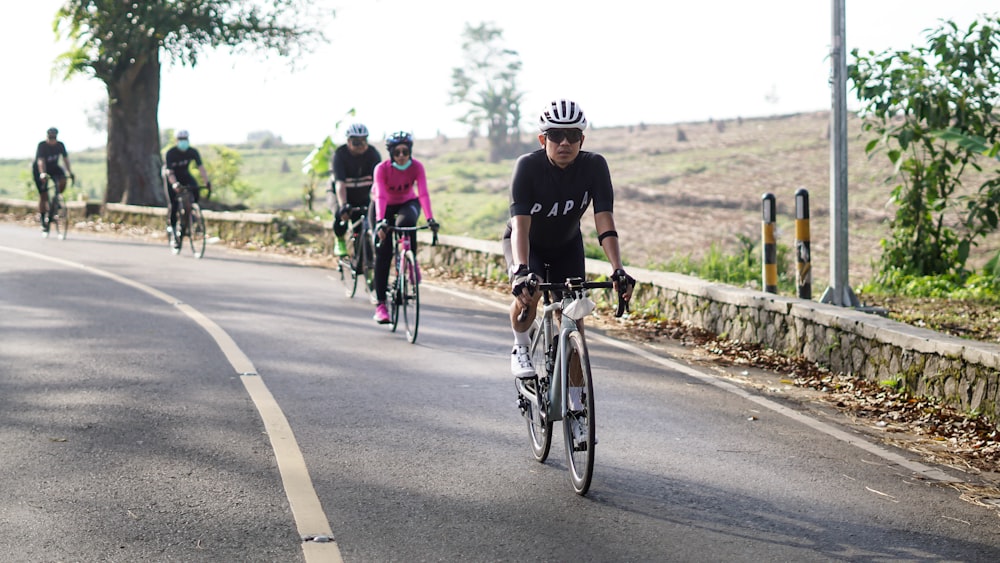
[349,138,367,147]
[393,148,410,157]
[545,129,583,144]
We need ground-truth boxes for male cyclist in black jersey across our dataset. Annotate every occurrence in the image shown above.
[330,123,382,256]
[505,99,635,387]
[32,127,74,234]
[163,130,211,250]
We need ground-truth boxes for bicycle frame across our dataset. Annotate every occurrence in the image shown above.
[514,274,629,494]
[339,206,372,267]
[41,174,72,239]
[515,290,586,423]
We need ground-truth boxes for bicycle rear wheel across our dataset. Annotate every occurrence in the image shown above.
[525,320,553,462]
[401,250,420,343]
[189,203,206,258]
[362,231,376,302]
[563,330,596,495]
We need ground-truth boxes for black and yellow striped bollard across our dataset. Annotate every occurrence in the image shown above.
[795,188,812,300]
[761,193,777,294]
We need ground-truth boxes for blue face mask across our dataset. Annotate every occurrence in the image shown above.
[178,140,190,151]
[392,160,413,171]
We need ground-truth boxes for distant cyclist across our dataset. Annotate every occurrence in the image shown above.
[505,99,635,385]
[330,123,381,256]
[163,130,211,250]
[370,131,440,324]
[32,127,74,233]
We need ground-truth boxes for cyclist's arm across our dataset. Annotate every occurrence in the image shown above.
[510,214,531,270]
[62,154,73,177]
[413,161,433,220]
[334,179,348,209]
[36,157,46,176]
[196,163,209,186]
[594,210,633,301]
[594,211,623,271]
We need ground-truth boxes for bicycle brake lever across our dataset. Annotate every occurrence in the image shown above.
[615,295,629,318]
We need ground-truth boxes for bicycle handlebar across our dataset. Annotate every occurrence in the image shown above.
[516,277,630,322]
[384,223,439,246]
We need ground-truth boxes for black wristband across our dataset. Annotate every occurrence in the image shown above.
[598,230,618,244]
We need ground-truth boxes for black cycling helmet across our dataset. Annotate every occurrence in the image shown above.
[46,127,58,137]
[385,131,413,152]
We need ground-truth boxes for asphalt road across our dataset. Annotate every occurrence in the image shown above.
[3,223,1000,562]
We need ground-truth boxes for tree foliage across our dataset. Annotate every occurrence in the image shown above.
[53,0,323,205]
[449,22,525,163]
[849,16,1000,286]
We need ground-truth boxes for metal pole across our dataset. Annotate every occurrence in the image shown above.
[795,188,812,300]
[761,192,777,294]
[820,0,860,307]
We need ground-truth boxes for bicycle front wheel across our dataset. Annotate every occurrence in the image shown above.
[389,266,401,332]
[189,203,206,259]
[401,250,420,343]
[563,330,596,495]
[344,235,360,298]
[526,320,553,462]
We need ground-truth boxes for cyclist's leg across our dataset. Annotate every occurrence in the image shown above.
[372,204,400,323]
[54,168,67,194]
[505,228,543,376]
[395,200,421,280]
[547,235,587,404]
[181,187,193,233]
[34,172,49,222]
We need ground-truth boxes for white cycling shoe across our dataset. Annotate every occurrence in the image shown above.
[511,345,535,379]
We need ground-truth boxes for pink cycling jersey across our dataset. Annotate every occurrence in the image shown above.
[372,159,434,221]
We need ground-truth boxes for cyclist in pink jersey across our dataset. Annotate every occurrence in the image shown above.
[370,131,440,324]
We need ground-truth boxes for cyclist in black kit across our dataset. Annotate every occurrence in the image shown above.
[505,99,635,382]
[32,127,74,233]
[163,130,211,250]
[330,123,382,256]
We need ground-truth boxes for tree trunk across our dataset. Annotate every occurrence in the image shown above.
[105,51,164,206]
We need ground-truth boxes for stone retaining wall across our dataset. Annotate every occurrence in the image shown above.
[3,198,998,419]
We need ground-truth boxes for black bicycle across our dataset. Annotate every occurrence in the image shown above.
[169,184,207,259]
[40,174,73,240]
[385,224,437,343]
[337,204,376,299]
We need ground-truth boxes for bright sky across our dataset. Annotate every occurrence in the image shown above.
[3,1,999,160]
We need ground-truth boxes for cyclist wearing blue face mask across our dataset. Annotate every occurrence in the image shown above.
[369,131,440,324]
[163,130,211,248]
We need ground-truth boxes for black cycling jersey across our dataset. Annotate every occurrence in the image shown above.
[164,146,203,187]
[332,144,381,206]
[508,148,614,250]
[33,141,67,176]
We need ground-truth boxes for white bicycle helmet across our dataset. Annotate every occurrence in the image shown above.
[346,123,369,138]
[538,99,587,131]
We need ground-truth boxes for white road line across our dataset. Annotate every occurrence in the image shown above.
[426,282,961,483]
[1,246,344,563]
